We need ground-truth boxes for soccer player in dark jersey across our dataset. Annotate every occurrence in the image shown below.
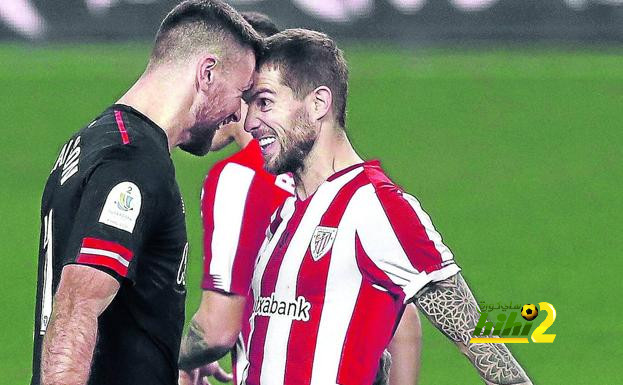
[30,1,261,385]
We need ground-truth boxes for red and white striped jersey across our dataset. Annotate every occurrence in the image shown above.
[200,140,294,385]
[201,140,294,296]
[241,161,460,385]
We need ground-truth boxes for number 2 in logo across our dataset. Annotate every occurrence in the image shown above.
[531,302,556,343]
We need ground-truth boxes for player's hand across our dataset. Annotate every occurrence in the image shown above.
[179,361,233,385]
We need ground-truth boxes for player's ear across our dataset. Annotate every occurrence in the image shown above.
[309,86,332,122]
[196,54,218,93]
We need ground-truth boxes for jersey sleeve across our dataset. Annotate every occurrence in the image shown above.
[63,145,159,282]
[201,162,273,296]
[354,184,460,303]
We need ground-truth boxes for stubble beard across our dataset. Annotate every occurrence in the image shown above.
[179,95,222,156]
[267,108,317,175]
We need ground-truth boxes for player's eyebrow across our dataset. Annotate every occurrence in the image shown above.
[243,87,274,103]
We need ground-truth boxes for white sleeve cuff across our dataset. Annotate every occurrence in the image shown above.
[402,263,461,304]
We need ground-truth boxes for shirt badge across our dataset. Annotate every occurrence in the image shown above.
[99,181,141,233]
[310,226,337,261]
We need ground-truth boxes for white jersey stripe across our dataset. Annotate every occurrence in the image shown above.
[79,247,129,267]
[235,336,247,385]
[310,199,362,385]
[252,197,297,298]
[402,192,454,262]
[210,163,255,292]
[356,185,460,301]
[259,167,364,385]
[354,184,422,286]
[244,197,296,385]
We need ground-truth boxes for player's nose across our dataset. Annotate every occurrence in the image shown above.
[244,108,260,133]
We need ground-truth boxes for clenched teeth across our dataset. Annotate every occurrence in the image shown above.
[259,137,276,147]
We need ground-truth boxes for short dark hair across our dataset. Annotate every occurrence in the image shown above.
[150,0,262,66]
[241,12,280,37]
[260,29,349,128]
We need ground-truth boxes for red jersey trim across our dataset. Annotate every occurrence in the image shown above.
[114,110,130,145]
[76,237,134,277]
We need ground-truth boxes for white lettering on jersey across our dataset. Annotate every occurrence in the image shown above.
[176,242,188,286]
[254,294,311,322]
[98,181,142,233]
[274,173,295,195]
[51,136,81,185]
[40,209,54,335]
[310,226,337,261]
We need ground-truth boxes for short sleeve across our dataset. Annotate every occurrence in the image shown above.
[64,146,158,282]
[354,184,460,302]
[201,162,273,296]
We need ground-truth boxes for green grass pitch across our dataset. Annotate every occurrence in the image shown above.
[0,43,620,384]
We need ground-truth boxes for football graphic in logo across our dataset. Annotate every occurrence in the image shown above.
[521,304,538,321]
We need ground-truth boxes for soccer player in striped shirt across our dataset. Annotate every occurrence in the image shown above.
[179,13,421,385]
[236,29,532,385]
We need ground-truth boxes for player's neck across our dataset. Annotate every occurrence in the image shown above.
[295,126,362,200]
[116,68,193,152]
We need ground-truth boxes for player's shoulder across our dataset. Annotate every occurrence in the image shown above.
[351,161,404,201]
[348,161,417,219]
[205,140,266,186]
[219,140,263,170]
[77,106,169,167]
[82,105,165,149]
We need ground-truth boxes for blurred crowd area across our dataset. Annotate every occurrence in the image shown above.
[2,0,623,44]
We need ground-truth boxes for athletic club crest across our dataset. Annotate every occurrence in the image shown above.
[310,226,337,261]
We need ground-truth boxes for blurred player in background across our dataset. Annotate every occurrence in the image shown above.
[179,12,421,385]
[30,1,261,385]
[233,29,532,385]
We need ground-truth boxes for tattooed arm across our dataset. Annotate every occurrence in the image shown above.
[41,265,119,385]
[178,290,246,371]
[414,273,532,385]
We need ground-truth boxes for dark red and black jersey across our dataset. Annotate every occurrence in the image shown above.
[31,104,187,385]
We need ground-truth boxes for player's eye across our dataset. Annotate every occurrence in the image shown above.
[259,98,272,111]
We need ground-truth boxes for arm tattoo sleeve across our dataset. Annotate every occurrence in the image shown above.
[178,318,230,371]
[414,273,531,385]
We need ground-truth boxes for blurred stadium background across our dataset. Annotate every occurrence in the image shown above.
[1,0,621,384]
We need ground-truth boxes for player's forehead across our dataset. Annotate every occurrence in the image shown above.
[249,65,293,98]
[232,50,256,87]
[238,48,256,74]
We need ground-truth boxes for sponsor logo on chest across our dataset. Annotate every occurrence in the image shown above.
[254,293,311,322]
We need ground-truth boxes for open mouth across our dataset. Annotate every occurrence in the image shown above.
[259,136,276,149]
